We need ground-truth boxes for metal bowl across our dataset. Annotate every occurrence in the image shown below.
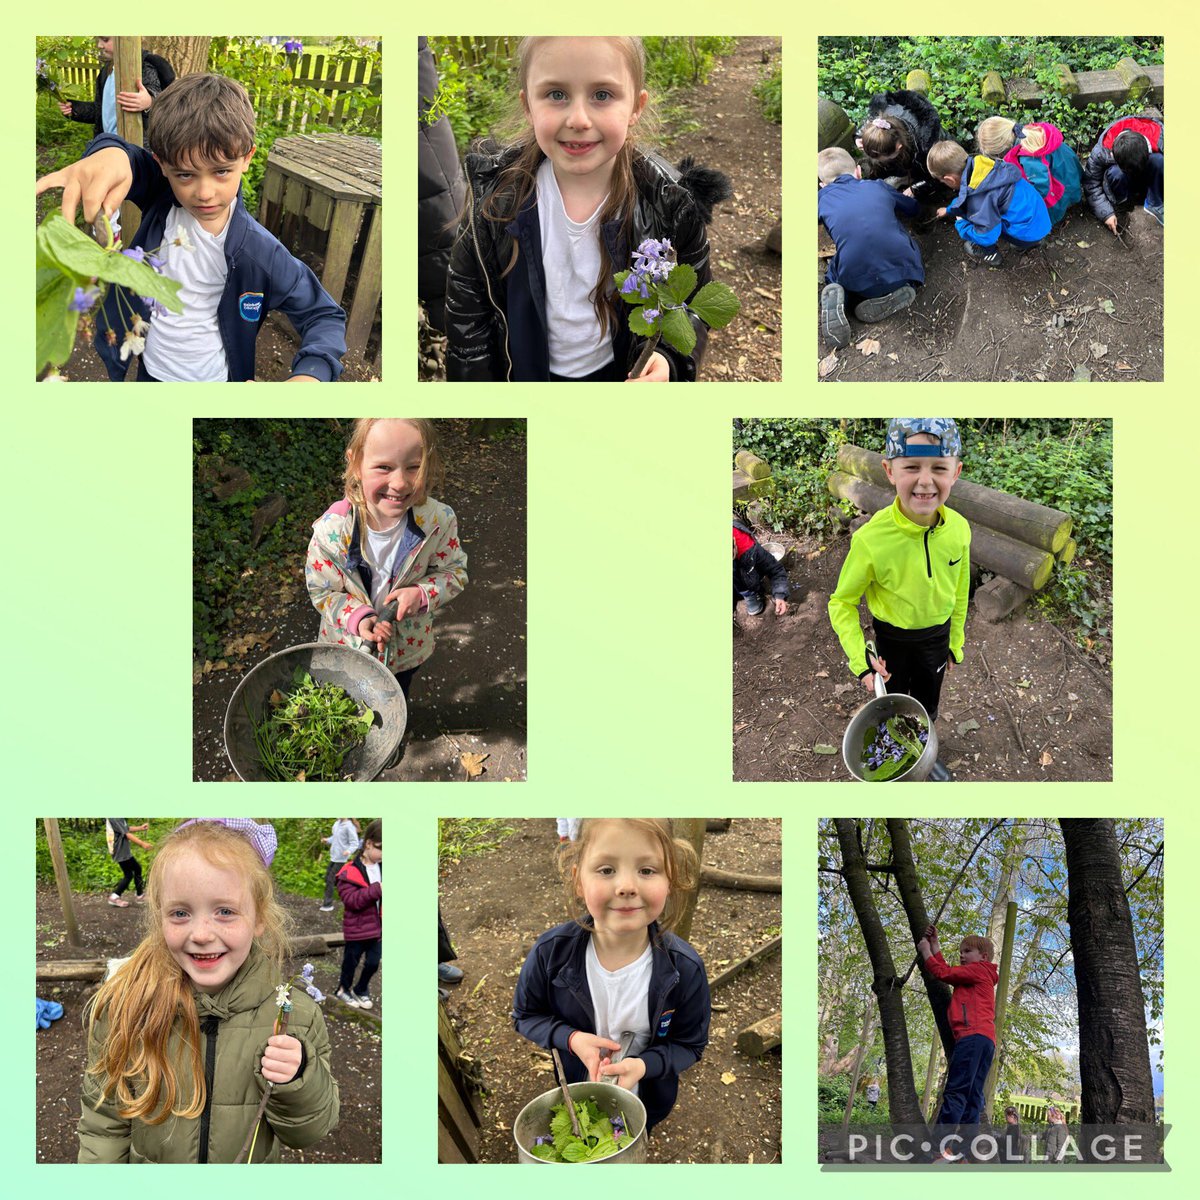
[224,643,406,782]
[842,683,938,783]
[513,1081,648,1164]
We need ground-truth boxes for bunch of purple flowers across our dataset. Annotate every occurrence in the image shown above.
[864,719,927,772]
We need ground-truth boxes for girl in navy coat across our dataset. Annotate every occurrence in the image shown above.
[512,819,709,1131]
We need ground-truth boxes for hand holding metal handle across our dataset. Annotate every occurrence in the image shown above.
[865,639,887,698]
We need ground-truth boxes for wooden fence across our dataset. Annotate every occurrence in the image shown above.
[52,48,380,134]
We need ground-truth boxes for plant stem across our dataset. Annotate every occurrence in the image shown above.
[628,333,660,380]
[234,1006,291,1163]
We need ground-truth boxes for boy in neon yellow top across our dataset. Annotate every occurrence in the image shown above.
[828,418,970,778]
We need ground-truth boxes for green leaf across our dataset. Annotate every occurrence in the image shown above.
[529,1142,558,1160]
[658,307,696,356]
[613,270,644,306]
[560,1141,592,1162]
[660,262,697,306]
[627,306,656,336]
[688,281,741,329]
[36,268,79,375]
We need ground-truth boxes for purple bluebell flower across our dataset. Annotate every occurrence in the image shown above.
[147,253,166,271]
[121,246,147,263]
[642,307,660,323]
[36,57,47,74]
[140,295,169,319]
[69,286,99,313]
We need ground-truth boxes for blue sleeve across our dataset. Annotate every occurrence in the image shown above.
[511,942,578,1056]
[83,133,174,210]
[1021,156,1051,200]
[638,958,710,1083]
[892,189,919,217]
[265,242,347,381]
[955,217,1001,246]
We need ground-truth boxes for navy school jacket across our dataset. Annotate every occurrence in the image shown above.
[82,133,346,381]
[818,175,925,297]
[512,919,710,1130]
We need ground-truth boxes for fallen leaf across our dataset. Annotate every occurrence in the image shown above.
[269,690,286,707]
[818,350,839,378]
[1039,750,1054,767]
[956,718,981,736]
[1060,287,1068,295]
[887,352,899,361]
[857,337,881,357]
[461,752,490,778]
[295,770,307,783]
[1015,679,1031,688]
[511,578,526,588]
[1067,693,1079,702]
[533,1060,554,1072]
[1099,299,1115,314]
[1076,240,1091,248]
[1071,365,1092,382]
[834,682,856,695]
[947,758,965,771]
[721,1072,737,1086]
[815,669,829,678]
[1116,360,1133,371]
[813,743,838,755]
[1089,341,1108,359]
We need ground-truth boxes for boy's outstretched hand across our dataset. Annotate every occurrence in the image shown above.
[36,147,133,227]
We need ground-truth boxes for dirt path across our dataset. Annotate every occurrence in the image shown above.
[439,818,782,1164]
[193,420,526,783]
[817,203,1163,382]
[655,36,782,382]
[734,529,1112,783]
[35,885,380,1163]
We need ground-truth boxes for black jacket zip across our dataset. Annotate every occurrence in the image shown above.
[923,527,932,578]
[198,1015,219,1163]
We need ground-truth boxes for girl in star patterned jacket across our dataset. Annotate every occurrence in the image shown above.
[305,419,467,699]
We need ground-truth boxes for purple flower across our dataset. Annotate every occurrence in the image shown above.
[69,286,99,313]
[147,253,166,271]
[642,307,660,323]
[140,295,169,318]
[121,246,147,263]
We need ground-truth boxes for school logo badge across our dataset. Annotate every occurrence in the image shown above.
[239,292,264,322]
[657,1009,675,1037]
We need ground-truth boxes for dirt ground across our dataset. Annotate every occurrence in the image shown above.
[439,818,782,1164]
[817,201,1163,383]
[34,884,380,1163]
[733,527,1112,783]
[193,420,527,783]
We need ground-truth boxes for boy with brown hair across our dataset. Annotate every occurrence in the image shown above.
[917,923,999,1154]
[36,73,346,382]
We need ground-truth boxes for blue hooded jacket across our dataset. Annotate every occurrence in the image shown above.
[946,155,1051,247]
[512,919,710,1131]
[83,134,346,381]
[819,175,925,296]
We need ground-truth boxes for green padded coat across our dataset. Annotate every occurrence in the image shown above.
[78,944,339,1163]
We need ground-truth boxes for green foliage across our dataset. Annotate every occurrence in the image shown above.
[438,818,515,866]
[817,1073,890,1123]
[818,36,1163,151]
[754,61,782,124]
[530,1100,632,1161]
[193,419,349,659]
[643,37,737,94]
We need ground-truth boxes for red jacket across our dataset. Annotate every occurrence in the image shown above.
[336,856,382,941]
[924,951,998,1042]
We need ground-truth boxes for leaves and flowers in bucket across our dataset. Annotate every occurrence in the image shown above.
[613,238,740,377]
[860,714,929,781]
[528,1099,633,1162]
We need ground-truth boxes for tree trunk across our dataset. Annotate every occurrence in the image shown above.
[836,444,1073,553]
[827,472,1056,590]
[1060,819,1156,1134]
[144,36,212,78]
[673,819,707,941]
[885,819,954,1059]
[736,1011,782,1056]
[699,865,782,892]
[834,819,926,1127]
[43,818,83,948]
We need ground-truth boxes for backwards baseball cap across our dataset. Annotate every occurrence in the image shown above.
[885,417,962,459]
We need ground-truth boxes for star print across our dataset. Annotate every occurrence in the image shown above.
[448,538,459,549]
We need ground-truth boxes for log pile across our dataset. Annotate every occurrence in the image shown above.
[733,449,774,502]
[828,445,1076,622]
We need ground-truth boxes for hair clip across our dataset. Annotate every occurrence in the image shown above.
[871,117,892,130]
[177,818,278,867]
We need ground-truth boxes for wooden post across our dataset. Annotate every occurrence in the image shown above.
[673,819,707,942]
[841,1000,874,1135]
[112,37,142,241]
[43,819,83,948]
[921,1036,941,1120]
[983,900,1018,1119]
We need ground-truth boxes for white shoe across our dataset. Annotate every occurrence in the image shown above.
[355,994,373,1009]
[319,904,335,912]
[108,894,129,908]
[335,988,361,1008]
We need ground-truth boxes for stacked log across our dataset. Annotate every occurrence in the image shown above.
[734,449,774,502]
[828,445,1075,622]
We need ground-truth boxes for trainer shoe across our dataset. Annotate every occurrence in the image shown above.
[354,994,374,1009]
[335,988,362,1008]
[1144,202,1164,225]
[963,242,1003,268]
[744,594,766,616]
[319,903,335,912]
[854,286,916,323]
[821,283,851,348]
[928,760,955,782]
[438,963,464,985]
[108,894,129,907]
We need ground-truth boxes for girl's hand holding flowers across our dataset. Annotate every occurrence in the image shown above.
[625,351,669,383]
[260,1033,303,1084]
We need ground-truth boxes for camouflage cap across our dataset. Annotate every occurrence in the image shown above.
[885,417,962,459]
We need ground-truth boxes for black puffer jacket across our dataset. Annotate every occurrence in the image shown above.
[445,144,731,382]
[67,52,175,139]
[863,90,943,185]
[418,36,466,333]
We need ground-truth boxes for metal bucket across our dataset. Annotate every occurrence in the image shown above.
[842,657,938,783]
[513,1081,648,1164]
[224,642,407,782]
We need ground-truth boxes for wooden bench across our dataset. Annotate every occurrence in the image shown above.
[438,999,483,1162]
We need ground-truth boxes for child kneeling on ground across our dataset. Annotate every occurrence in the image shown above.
[928,139,1051,268]
[733,518,789,617]
[976,117,1082,227]
[818,147,924,349]
[827,418,970,782]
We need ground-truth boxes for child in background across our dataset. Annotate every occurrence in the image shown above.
[828,419,970,782]
[818,147,923,348]
[858,90,944,188]
[336,819,382,1009]
[733,518,789,616]
[1082,115,1164,230]
[78,820,338,1163]
[446,36,731,382]
[512,818,710,1132]
[306,420,468,705]
[320,818,361,913]
[105,818,152,907]
[929,139,1051,267]
[916,924,999,1158]
[976,117,1082,226]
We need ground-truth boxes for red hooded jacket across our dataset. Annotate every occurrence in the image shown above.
[924,951,999,1042]
[336,855,382,941]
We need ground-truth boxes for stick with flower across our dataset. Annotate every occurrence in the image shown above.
[235,962,326,1164]
[35,210,186,380]
[614,238,741,379]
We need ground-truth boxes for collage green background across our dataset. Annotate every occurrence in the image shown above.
[12,3,1196,1194]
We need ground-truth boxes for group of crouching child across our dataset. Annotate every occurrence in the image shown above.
[818,90,1164,348]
